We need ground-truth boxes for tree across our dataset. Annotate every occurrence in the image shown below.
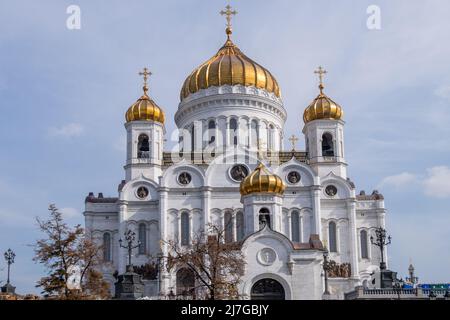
[164,223,245,300]
[33,204,110,299]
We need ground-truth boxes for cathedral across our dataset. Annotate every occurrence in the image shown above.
[84,6,388,300]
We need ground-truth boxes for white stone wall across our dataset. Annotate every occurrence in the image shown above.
[84,85,387,300]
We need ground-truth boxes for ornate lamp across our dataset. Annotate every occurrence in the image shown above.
[119,230,141,272]
[370,227,391,270]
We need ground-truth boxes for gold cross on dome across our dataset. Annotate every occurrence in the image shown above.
[220,4,237,39]
[314,66,327,93]
[220,5,237,28]
[139,67,152,95]
[289,135,299,151]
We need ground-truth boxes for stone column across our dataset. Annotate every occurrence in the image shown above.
[347,199,360,278]
[225,118,230,148]
[202,187,211,232]
[159,186,170,295]
[311,186,322,238]
[194,120,203,152]
[118,201,128,274]
[214,119,219,149]
[247,120,252,149]
[287,212,292,241]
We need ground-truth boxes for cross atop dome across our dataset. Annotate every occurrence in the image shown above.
[314,66,327,94]
[220,4,238,39]
[139,67,152,95]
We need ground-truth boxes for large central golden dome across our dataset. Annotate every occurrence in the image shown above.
[180,31,281,101]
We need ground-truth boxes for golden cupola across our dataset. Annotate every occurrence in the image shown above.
[180,6,281,101]
[240,163,285,196]
[303,67,343,123]
[126,68,165,124]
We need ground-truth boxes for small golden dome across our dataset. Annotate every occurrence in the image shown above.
[180,37,281,101]
[303,67,343,123]
[240,163,285,196]
[303,92,343,123]
[126,68,165,124]
[125,93,165,124]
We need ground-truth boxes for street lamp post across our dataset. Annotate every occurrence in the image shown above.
[370,227,391,270]
[1,249,16,294]
[119,230,141,273]
[323,248,331,296]
[4,249,15,285]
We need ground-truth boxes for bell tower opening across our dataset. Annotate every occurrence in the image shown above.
[137,134,150,159]
[259,208,271,229]
[321,132,334,157]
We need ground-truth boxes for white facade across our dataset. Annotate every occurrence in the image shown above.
[84,55,387,301]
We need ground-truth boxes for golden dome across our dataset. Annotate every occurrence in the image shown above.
[126,69,165,124]
[180,34,281,101]
[303,67,343,123]
[240,163,285,196]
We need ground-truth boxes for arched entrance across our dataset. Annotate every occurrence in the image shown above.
[251,278,285,300]
[176,268,195,296]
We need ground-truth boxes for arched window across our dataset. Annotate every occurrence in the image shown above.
[181,212,190,246]
[230,118,238,146]
[224,211,233,243]
[259,208,271,230]
[176,268,195,296]
[328,221,337,252]
[208,120,216,145]
[137,134,150,159]
[291,211,301,242]
[322,133,334,157]
[103,233,111,262]
[190,125,195,151]
[138,223,147,255]
[360,230,369,259]
[251,120,258,149]
[179,135,184,153]
[236,211,245,241]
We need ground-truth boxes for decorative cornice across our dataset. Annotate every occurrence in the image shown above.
[175,85,287,126]
[181,84,283,105]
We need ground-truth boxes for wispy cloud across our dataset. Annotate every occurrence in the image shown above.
[423,166,450,198]
[379,166,450,199]
[48,123,84,138]
[378,172,418,190]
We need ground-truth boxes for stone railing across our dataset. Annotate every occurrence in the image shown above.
[345,286,450,300]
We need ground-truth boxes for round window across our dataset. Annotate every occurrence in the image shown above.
[178,172,192,185]
[136,186,149,199]
[287,171,301,184]
[325,185,338,197]
[230,165,249,182]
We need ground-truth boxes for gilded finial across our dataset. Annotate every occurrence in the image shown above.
[314,66,328,94]
[220,4,237,40]
[139,67,152,96]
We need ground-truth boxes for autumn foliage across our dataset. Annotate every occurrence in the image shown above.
[33,204,110,299]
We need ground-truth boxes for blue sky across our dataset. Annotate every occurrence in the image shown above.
[0,0,449,294]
